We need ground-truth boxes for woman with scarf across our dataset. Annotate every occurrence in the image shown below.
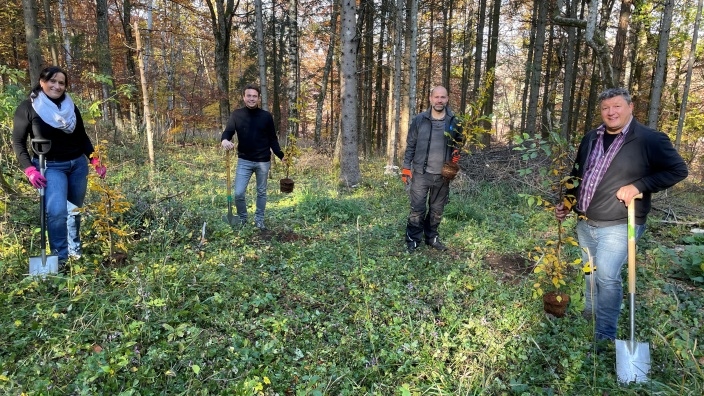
[12,66,106,266]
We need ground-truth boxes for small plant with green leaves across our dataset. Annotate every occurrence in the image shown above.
[83,142,133,263]
[281,132,301,179]
[448,70,495,154]
[514,130,582,301]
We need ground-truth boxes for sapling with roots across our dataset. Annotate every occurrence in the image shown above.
[514,131,583,301]
[83,142,133,263]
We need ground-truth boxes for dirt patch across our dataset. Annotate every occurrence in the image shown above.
[257,229,307,243]
[483,251,534,284]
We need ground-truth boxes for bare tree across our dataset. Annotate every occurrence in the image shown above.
[339,0,361,186]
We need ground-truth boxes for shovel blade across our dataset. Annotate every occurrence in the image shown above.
[616,339,651,384]
[29,255,59,277]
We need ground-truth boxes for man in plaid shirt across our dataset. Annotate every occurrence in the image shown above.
[555,87,687,343]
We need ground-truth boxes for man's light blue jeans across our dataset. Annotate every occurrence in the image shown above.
[35,156,89,261]
[234,158,271,224]
[577,220,646,341]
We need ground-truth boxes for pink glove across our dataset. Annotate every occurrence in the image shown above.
[24,166,47,189]
[91,157,107,179]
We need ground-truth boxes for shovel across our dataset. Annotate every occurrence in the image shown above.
[222,149,238,225]
[616,193,650,384]
[29,138,59,277]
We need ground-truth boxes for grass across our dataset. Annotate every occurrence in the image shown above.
[0,144,702,395]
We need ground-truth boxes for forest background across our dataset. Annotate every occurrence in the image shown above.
[1,0,704,394]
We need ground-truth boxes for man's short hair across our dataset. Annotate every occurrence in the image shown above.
[243,84,261,95]
[598,87,632,104]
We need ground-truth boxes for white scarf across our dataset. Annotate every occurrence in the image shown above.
[30,91,77,134]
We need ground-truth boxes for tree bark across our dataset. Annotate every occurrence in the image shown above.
[647,0,674,128]
[314,1,338,147]
[339,0,361,186]
[612,0,633,85]
[204,0,238,128]
[526,0,547,135]
[134,22,154,169]
[22,0,42,85]
[96,0,115,123]
[41,0,59,65]
[472,0,487,97]
[675,0,702,150]
[58,0,71,68]
[287,0,300,137]
[255,0,268,110]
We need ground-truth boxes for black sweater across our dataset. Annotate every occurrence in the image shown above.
[220,107,284,162]
[12,98,94,170]
[569,120,688,225]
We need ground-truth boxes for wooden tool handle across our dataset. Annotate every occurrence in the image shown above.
[627,193,644,293]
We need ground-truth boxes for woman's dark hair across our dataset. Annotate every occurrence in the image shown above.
[31,66,68,95]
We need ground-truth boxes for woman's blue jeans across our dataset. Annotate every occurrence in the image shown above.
[234,158,271,224]
[34,156,89,261]
[577,220,646,341]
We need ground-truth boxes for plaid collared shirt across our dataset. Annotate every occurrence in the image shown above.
[577,118,633,213]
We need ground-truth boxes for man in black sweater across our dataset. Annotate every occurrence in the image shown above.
[555,87,687,343]
[221,84,284,230]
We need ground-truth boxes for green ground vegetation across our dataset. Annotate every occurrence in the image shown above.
[0,144,702,395]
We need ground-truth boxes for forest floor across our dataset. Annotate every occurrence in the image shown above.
[1,144,702,395]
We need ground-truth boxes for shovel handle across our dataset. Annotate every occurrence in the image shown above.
[225,150,232,195]
[627,193,644,294]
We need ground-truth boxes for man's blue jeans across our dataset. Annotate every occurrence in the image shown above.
[577,220,646,341]
[35,156,89,261]
[234,158,271,223]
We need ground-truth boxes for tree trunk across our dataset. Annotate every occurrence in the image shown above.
[254,0,268,110]
[676,0,702,150]
[339,0,360,186]
[560,0,579,140]
[407,0,418,116]
[482,0,501,146]
[41,0,59,65]
[647,0,674,128]
[205,0,238,129]
[386,0,402,169]
[526,0,547,135]
[96,0,115,123]
[612,0,633,85]
[22,0,42,85]
[287,0,300,138]
[520,2,538,132]
[58,0,71,68]
[134,22,154,169]
[472,0,487,97]
[459,2,475,113]
[314,1,338,147]
[119,0,139,133]
[374,0,388,156]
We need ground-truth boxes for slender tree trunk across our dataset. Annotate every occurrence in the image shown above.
[560,0,578,140]
[526,0,547,135]
[287,0,300,137]
[134,22,154,169]
[612,0,633,85]
[647,0,674,128]
[482,0,501,146]
[374,0,388,156]
[22,0,42,85]
[96,0,115,123]
[540,22,555,136]
[205,0,237,128]
[255,0,268,110]
[676,0,703,150]
[119,0,139,134]
[386,0,403,169]
[407,0,418,117]
[460,2,475,113]
[339,0,360,186]
[520,2,538,132]
[314,1,338,147]
[41,0,59,65]
[58,0,71,68]
[271,11,283,131]
[472,0,487,96]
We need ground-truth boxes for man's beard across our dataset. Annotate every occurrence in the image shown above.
[433,104,445,112]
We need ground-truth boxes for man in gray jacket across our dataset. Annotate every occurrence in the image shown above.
[401,86,463,252]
